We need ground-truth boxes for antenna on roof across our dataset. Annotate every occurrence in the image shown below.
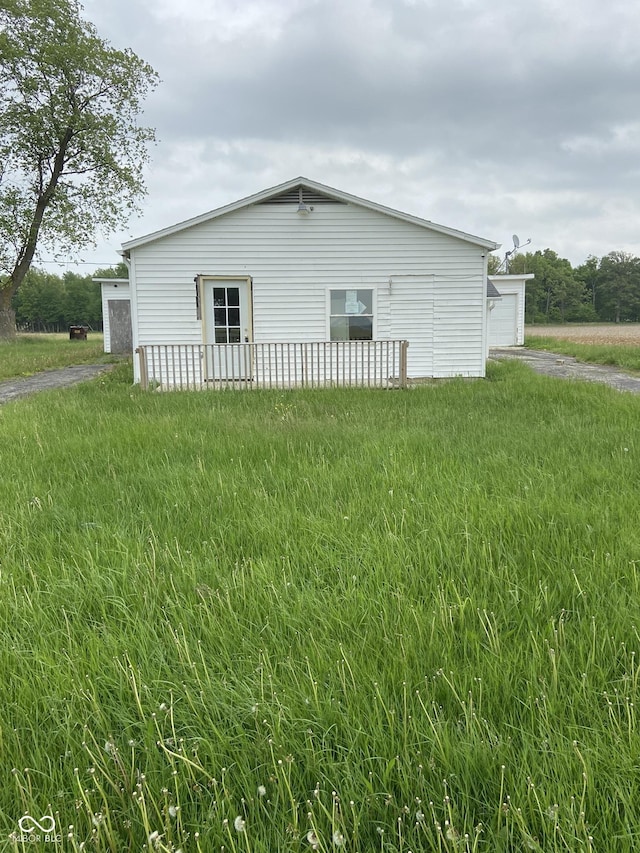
[502,234,531,273]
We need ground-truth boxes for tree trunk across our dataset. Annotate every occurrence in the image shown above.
[0,287,17,339]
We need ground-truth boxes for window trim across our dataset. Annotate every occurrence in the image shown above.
[326,287,376,341]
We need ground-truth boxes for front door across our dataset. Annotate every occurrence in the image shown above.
[202,278,252,380]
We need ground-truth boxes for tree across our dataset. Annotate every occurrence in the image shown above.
[0,0,158,337]
[62,270,101,327]
[13,268,65,331]
[575,255,600,312]
[596,251,640,323]
[507,249,595,323]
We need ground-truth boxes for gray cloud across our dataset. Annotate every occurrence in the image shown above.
[69,0,640,269]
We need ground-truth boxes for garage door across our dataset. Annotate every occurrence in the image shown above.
[489,294,517,346]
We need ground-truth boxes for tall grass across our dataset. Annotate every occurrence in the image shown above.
[0,333,111,380]
[0,361,639,850]
[525,335,640,372]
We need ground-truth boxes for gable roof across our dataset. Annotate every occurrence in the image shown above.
[121,176,499,253]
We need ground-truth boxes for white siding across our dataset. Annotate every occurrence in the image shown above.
[129,203,488,380]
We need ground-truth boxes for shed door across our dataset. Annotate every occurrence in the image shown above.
[203,279,252,380]
[107,299,132,354]
[489,294,517,346]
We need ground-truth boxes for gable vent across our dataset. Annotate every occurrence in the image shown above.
[259,186,346,205]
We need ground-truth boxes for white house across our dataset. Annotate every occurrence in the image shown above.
[95,278,131,354]
[120,177,500,388]
[487,274,534,347]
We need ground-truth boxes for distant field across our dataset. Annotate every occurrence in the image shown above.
[0,361,639,851]
[525,325,640,372]
[527,323,640,345]
[0,332,114,380]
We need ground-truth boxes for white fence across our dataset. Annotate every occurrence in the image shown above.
[137,341,409,391]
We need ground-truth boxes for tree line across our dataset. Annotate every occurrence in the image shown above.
[12,264,126,332]
[13,250,640,333]
[490,249,640,324]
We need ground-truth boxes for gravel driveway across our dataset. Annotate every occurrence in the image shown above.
[490,348,640,394]
[1,353,639,403]
[0,363,117,405]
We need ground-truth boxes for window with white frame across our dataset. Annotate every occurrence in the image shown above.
[329,289,373,340]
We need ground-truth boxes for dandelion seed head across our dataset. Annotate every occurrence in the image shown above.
[234,816,246,833]
[257,785,267,797]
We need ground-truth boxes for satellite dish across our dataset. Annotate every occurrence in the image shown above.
[513,234,520,249]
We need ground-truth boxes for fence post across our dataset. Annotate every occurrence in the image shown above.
[136,347,148,390]
[302,343,307,388]
[400,340,409,388]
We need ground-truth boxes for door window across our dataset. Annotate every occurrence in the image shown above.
[213,287,242,343]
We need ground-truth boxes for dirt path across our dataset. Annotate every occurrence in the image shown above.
[0,363,117,405]
[490,348,640,394]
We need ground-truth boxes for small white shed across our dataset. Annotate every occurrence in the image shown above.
[487,274,534,347]
[95,278,131,354]
[120,177,500,387]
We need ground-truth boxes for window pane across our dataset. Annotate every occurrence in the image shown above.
[357,289,373,314]
[330,290,346,314]
[214,307,226,326]
[227,288,240,306]
[228,307,240,326]
[348,316,372,340]
[331,289,372,315]
[213,288,226,306]
[228,328,241,343]
[330,316,349,341]
[215,327,228,343]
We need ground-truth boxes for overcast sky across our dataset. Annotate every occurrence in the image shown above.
[59,0,640,273]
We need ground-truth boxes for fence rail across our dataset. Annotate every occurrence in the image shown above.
[136,340,409,391]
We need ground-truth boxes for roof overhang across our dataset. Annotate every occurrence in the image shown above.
[489,274,535,282]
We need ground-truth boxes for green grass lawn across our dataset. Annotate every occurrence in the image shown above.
[525,336,640,372]
[0,361,639,851]
[0,332,113,380]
